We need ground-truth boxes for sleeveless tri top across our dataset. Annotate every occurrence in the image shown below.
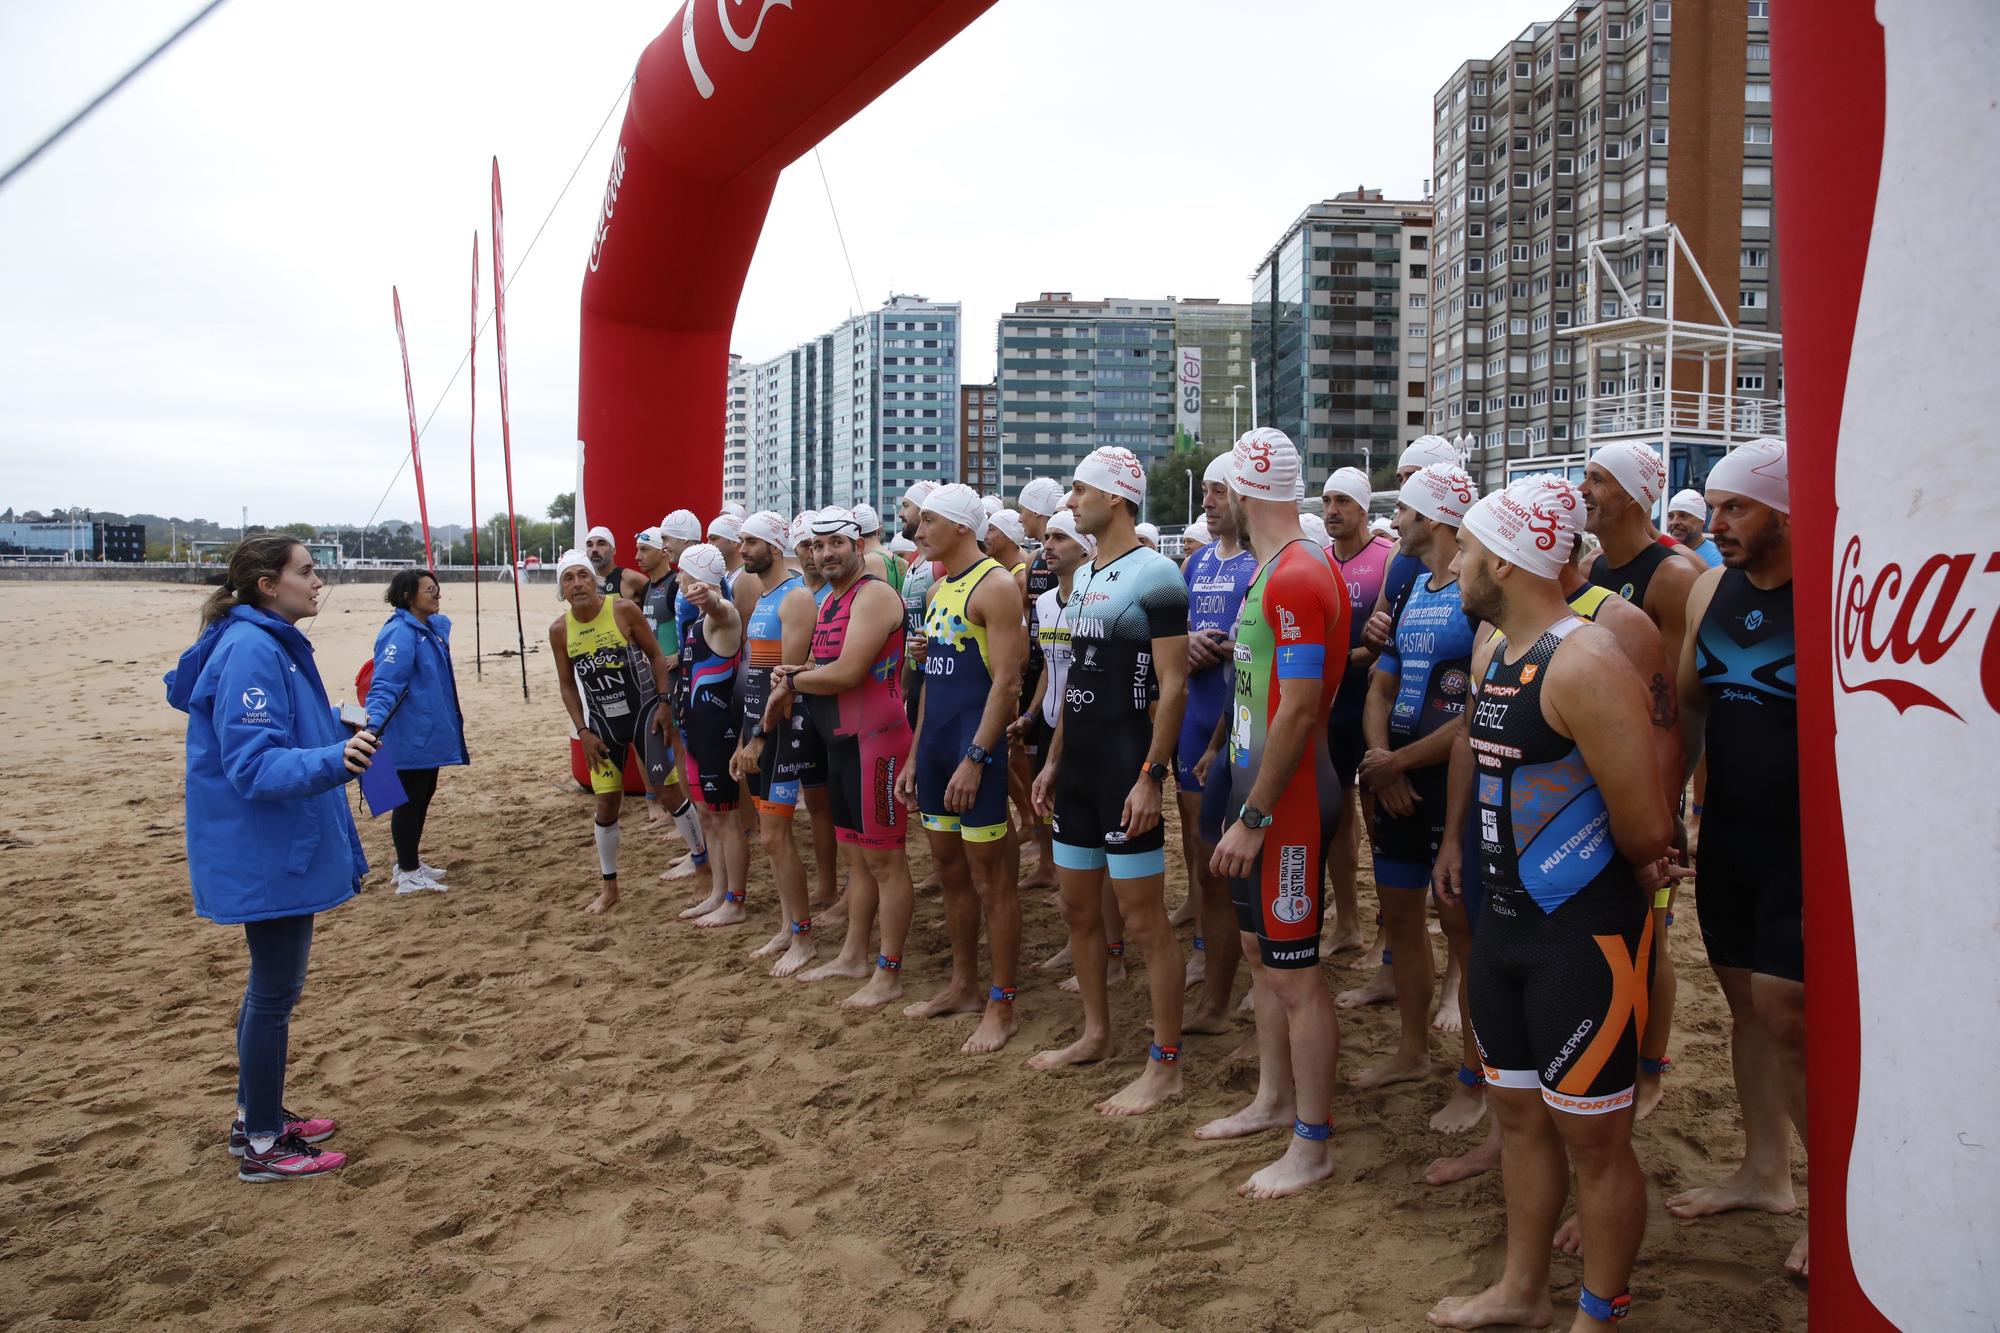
[923,557,1002,725]
[810,575,905,741]
[565,598,654,726]
[1589,540,1677,607]
[1471,616,1635,916]
[742,571,803,729]
[1694,568,1797,826]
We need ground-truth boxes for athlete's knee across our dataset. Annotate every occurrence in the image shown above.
[1751,975,1806,1050]
[594,794,623,823]
[1554,1116,1641,1177]
[1056,883,1101,931]
[1261,963,1327,1011]
[757,818,797,858]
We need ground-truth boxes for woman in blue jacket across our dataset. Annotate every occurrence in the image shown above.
[365,569,469,894]
[165,535,376,1183]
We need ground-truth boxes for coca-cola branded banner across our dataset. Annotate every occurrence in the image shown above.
[576,0,1000,549]
[1774,2,1999,1326]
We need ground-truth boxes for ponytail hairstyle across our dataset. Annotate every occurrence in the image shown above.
[201,534,305,628]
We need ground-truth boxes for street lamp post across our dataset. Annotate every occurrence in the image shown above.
[1185,468,1194,525]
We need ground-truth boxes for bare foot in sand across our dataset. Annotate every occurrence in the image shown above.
[1167,897,1196,928]
[903,984,984,1020]
[1027,1030,1114,1071]
[1226,1034,1259,1063]
[1183,947,1207,990]
[1426,1283,1554,1329]
[1336,967,1395,1009]
[751,927,790,959]
[797,953,872,984]
[1176,1007,1234,1037]
[585,884,619,915]
[1429,1082,1487,1133]
[1350,1053,1430,1090]
[1020,861,1056,891]
[1238,989,1255,1012]
[1786,1232,1809,1278]
[770,936,816,979]
[1059,961,1124,993]
[678,886,727,919]
[812,901,848,934]
[1553,1214,1581,1256]
[1038,943,1072,973]
[1193,1096,1293,1141]
[961,1003,1018,1055]
[1238,1138,1334,1199]
[839,970,905,1010]
[660,854,699,882]
[1432,995,1463,1034]
[1424,1123,1502,1187]
[693,898,747,928]
[1096,1060,1182,1117]
[1665,1168,1797,1219]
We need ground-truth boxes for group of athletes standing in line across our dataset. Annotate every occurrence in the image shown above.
[544,422,1802,1330]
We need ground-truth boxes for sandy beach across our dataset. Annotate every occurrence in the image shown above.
[0,580,1807,1330]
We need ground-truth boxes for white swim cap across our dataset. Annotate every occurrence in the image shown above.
[585,525,615,548]
[1135,521,1161,545]
[658,510,702,541]
[1323,466,1372,510]
[739,510,790,550]
[921,483,988,539]
[1045,509,1096,558]
[1462,477,1581,579]
[1667,489,1709,522]
[1706,437,1789,514]
[1073,446,1148,505]
[1203,453,1234,487]
[706,512,743,543]
[988,509,1028,549]
[1018,477,1065,517]
[1227,427,1303,502]
[852,503,882,536]
[678,543,727,587]
[811,507,861,540]
[1399,435,1460,472]
[555,548,593,581]
[1590,440,1667,509]
[1299,513,1329,546]
[1399,462,1478,528]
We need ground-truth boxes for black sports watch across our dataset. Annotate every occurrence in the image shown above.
[748,721,767,741]
[1140,761,1168,784]
[1238,804,1274,829]
[967,744,995,766]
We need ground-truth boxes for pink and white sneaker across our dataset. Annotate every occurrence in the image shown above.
[230,1108,338,1157]
[237,1131,347,1183]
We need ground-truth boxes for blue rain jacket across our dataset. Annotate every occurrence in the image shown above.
[364,609,468,770]
[165,605,366,924]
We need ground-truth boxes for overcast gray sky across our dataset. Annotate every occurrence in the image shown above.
[0,0,1549,527]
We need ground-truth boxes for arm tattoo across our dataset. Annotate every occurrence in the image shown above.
[1648,672,1677,729]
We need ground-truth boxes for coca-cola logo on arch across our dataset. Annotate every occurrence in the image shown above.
[1834,534,2000,720]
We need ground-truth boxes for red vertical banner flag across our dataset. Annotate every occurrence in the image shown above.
[468,232,483,678]
[491,157,529,701]
[392,286,435,569]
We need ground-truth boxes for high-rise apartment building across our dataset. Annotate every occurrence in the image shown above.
[722,352,750,509]
[735,295,961,516]
[959,383,999,492]
[1250,190,1435,482]
[1427,0,1780,489]
[995,293,1176,501]
[1171,300,1254,450]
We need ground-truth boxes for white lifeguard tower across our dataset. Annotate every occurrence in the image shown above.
[1511,222,1784,511]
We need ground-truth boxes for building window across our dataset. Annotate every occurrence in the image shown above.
[1472,77,1488,95]
[1470,113,1487,131]
[1510,318,1529,335]
[1743,206,1772,228]
[1737,372,1766,391]
[1747,42,1770,61]
[1747,82,1772,102]
[1408,293,1428,309]
[1646,291,1665,309]
[1747,0,1768,14]
[1653,1,1670,18]
[1746,123,1774,144]
[1741,289,1767,309]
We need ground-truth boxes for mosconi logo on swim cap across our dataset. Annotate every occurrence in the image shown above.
[1834,535,2000,722]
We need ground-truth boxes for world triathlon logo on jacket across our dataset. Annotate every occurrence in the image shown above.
[240,687,271,722]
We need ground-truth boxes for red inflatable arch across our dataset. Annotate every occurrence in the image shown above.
[575,0,1000,547]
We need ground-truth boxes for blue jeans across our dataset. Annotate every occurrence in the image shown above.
[235,914,315,1137]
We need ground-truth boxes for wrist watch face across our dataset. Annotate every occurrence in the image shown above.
[1143,762,1167,782]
